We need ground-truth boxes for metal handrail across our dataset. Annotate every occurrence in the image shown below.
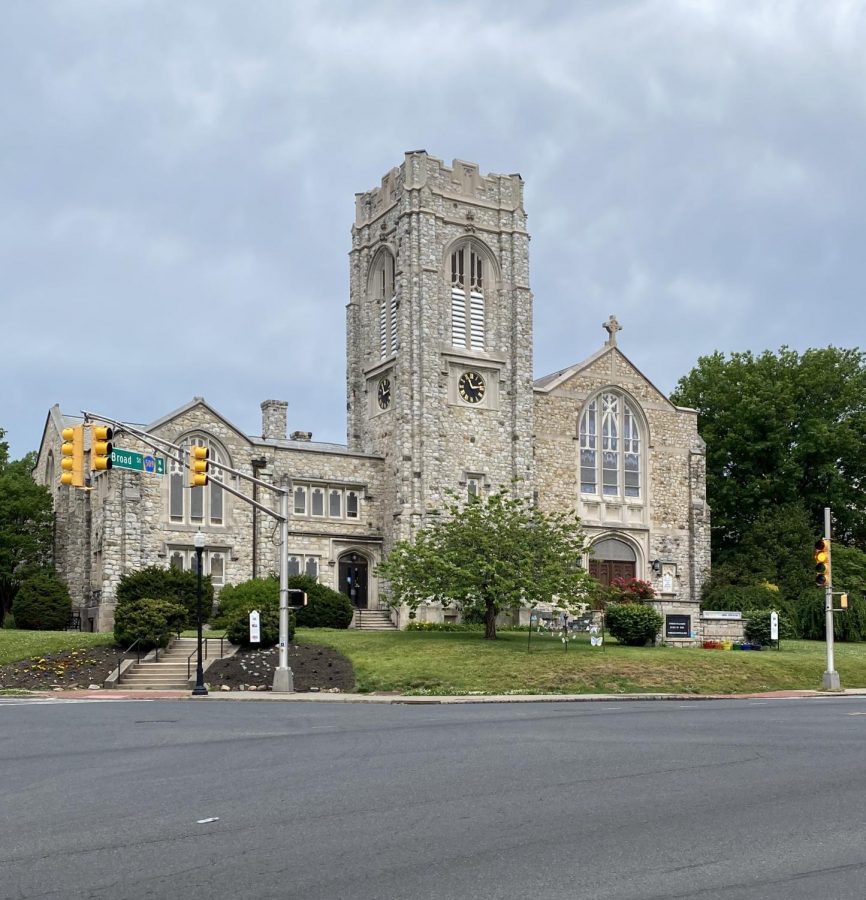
[187,636,226,680]
[113,638,143,685]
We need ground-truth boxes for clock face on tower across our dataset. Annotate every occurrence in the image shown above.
[458,371,486,404]
[377,377,391,410]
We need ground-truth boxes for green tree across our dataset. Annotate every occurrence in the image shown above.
[0,430,54,625]
[377,488,591,640]
[671,347,866,549]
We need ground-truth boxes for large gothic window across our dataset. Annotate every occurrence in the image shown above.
[169,435,228,525]
[370,251,397,360]
[579,393,642,499]
[450,242,486,351]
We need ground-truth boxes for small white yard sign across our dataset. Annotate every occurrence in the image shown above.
[249,610,261,644]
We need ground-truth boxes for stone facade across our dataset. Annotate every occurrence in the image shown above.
[35,152,710,637]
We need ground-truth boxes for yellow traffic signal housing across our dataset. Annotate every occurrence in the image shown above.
[840,593,849,609]
[814,538,831,588]
[91,424,114,472]
[60,425,85,487]
[189,445,209,487]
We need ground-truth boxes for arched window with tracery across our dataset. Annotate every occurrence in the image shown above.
[449,241,487,351]
[579,393,642,499]
[169,435,228,526]
[369,250,397,360]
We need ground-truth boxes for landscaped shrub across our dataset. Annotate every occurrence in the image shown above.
[291,575,353,629]
[743,609,795,645]
[12,572,72,631]
[216,574,353,631]
[116,566,213,629]
[213,576,278,628]
[605,603,662,646]
[113,597,188,650]
[224,598,287,647]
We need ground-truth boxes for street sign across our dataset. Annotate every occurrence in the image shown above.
[110,448,166,475]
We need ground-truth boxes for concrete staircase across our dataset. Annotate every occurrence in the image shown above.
[117,637,230,690]
[352,608,398,631]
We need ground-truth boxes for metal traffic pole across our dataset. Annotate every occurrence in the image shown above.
[272,488,294,693]
[821,506,841,691]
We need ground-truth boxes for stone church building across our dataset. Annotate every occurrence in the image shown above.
[35,152,710,639]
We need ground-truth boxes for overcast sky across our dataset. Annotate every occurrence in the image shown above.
[3,0,865,461]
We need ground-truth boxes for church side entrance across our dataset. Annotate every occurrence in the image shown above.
[587,537,637,586]
[338,552,368,609]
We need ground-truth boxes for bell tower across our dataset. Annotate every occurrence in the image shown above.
[346,151,535,548]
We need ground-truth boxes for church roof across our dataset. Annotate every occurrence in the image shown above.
[533,315,689,412]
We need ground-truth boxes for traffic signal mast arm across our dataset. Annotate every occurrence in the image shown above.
[79,410,288,517]
[81,409,294,692]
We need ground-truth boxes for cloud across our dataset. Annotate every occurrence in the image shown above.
[2,0,865,457]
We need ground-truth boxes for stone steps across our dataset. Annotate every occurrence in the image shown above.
[114,637,233,690]
[352,609,397,631]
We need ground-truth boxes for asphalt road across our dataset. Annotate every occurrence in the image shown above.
[2,696,866,900]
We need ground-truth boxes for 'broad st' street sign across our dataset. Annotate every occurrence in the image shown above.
[111,448,166,475]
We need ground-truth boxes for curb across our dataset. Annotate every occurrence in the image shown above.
[23,688,866,703]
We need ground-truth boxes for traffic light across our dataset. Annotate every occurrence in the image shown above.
[91,424,113,472]
[189,445,209,487]
[814,538,831,588]
[60,425,84,487]
[840,593,849,609]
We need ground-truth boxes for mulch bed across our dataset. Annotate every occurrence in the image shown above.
[0,646,121,692]
[0,643,355,693]
[206,644,355,693]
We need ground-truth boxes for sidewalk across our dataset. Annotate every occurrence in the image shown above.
[25,687,866,703]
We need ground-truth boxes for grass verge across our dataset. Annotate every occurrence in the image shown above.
[298,628,866,695]
[0,631,114,666]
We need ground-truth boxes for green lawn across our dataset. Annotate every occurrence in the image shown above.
[3,627,866,696]
[0,631,115,666]
[297,628,866,695]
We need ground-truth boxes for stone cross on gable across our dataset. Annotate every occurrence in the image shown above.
[603,314,622,346]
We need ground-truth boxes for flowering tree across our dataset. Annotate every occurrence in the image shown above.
[377,488,592,639]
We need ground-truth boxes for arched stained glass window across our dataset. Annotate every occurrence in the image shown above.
[579,393,642,500]
[169,436,229,525]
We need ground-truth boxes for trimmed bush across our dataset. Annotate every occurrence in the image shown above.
[224,599,288,647]
[116,566,213,629]
[114,597,188,650]
[291,575,353,629]
[605,603,662,647]
[743,609,795,645]
[12,572,72,631]
[216,574,353,631]
[214,577,278,628]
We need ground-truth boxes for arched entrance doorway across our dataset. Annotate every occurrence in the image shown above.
[588,537,636,585]
[338,552,369,609]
